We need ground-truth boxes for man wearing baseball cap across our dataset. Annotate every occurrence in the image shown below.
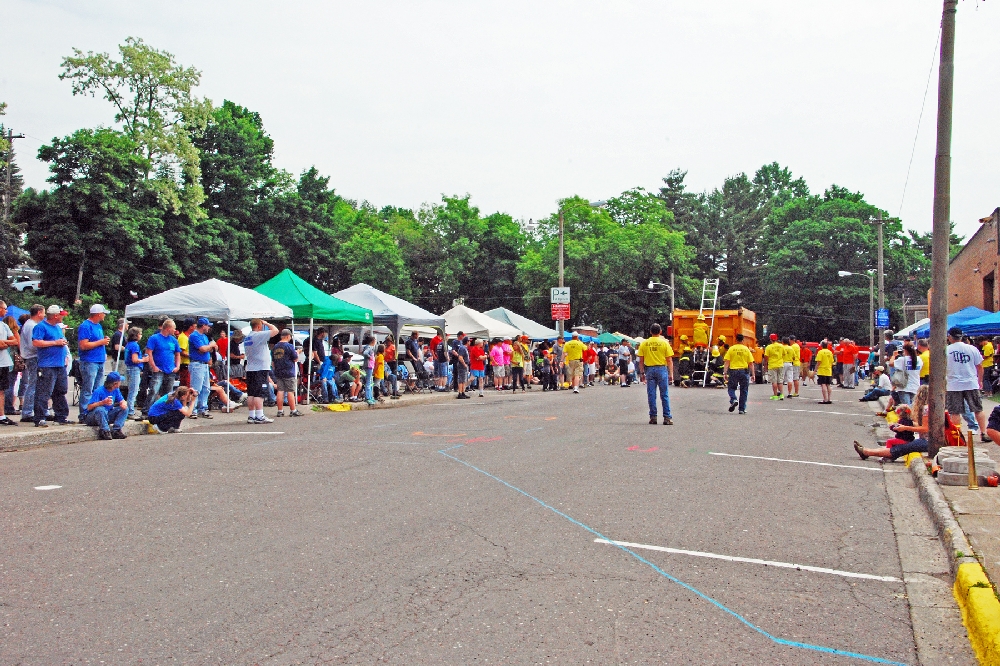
[187,318,217,419]
[81,371,129,439]
[947,326,989,441]
[764,333,786,400]
[32,304,71,427]
[77,304,111,422]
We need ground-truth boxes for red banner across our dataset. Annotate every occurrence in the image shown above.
[551,304,570,320]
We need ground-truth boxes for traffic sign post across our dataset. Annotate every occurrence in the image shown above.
[550,287,570,304]
[875,308,890,329]
[551,304,570,320]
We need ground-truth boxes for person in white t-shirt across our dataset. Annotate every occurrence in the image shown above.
[946,326,988,442]
[891,341,923,405]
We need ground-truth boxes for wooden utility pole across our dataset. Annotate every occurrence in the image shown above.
[2,128,24,281]
[928,0,959,458]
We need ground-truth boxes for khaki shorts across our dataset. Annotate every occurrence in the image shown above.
[768,367,785,384]
[791,365,801,381]
[276,376,296,393]
[946,389,983,415]
[568,359,583,381]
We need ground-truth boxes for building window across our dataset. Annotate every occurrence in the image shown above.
[985,270,996,312]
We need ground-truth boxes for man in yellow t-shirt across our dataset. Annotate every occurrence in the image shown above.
[814,340,836,404]
[563,333,586,393]
[177,318,194,387]
[981,337,995,395]
[789,337,802,398]
[723,333,754,414]
[751,344,764,384]
[637,323,674,425]
[781,337,796,398]
[764,333,786,399]
[917,338,930,385]
[692,315,709,348]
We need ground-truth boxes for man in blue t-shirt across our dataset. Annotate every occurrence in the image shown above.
[77,303,111,421]
[32,304,71,427]
[187,318,217,418]
[144,319,182,410]
[83,371,128,439]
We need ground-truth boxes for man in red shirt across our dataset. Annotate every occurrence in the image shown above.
[840,338,858,389]
[833,338,846,386]
[583,342,599,387]
[469,339,487,397]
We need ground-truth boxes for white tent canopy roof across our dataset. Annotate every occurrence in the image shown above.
[125,278,293,321]
[483,307,559,339]
[332,283,445,337]
[442,304,522,340]
[894,318,929,339]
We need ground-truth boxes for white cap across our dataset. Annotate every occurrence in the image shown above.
[90,304,109,314]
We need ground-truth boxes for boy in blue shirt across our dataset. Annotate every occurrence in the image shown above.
[83,372,128,439]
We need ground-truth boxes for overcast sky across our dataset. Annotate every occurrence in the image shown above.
[3,1,998,241]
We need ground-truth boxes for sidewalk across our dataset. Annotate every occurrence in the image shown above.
[0,385,551,453]
[871,394,1000,663]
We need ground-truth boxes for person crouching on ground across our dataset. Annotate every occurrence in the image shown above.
[147,386,197,434]
[83,371,129,440]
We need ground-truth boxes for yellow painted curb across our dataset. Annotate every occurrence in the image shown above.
[954,562,1000,664]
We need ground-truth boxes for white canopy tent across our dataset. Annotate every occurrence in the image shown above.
[442,304,522,340]
[894,318,929,339]
[125,278,293,320]
[483,307,558,340]
[124,279,294,401]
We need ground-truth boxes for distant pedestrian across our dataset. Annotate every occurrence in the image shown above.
[814,340,835,404]
[723,333,754,414]
[563,332,586,394]
[637,324,673,425]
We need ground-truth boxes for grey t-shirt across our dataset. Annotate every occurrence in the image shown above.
[243,330,274,372]
[20,318,37,359]
[0,321,13,368]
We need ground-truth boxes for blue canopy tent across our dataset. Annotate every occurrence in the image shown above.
[959,311,1000,336]
[912,306,991,338]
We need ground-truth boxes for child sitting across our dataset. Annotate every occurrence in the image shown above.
[605,363,620,385]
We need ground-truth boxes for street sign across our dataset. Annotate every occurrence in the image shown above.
[875,308,890,328]
[550,287,571,304]
[551,303,571,320]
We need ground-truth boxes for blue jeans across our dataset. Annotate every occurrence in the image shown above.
[86,404,127,431]
[126,366,142,415]
[78,361,104,419]
[645,365,671,418]
[860,387,891,402]
[365,366,374,402]
[217,380,244,401]
[148,371,175,407]
[321,378,339,402]
[189,362,211,414]
[727,369,750,412]
[34,365,69,424]
[21,357,38,419]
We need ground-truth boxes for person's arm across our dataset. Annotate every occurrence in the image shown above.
[979,363,985,389]
[172,351,180,373]
[263,321,279,336]
[33,333,67,348]
[178,394,197,417]
[79,335,110,351]
[146,345,160,373]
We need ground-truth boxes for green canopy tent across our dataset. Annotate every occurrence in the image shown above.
[255,269,374,404]
[597,332,623,344]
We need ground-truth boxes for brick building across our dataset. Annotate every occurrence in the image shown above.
[948,208,1000,313]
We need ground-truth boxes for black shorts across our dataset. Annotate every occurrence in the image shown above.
[246,370,269,398]
[817,375,832,385]
[0,366,9,391]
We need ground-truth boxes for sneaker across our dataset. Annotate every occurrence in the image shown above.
[366,400,377,406]
[738,411,746,415]
[778,396,784,400]
[254,415,274,424]
[238,394,247,404]
[53,420,74,426]
[478,391,484,397]
[247,416,258,424]
[167,427,180,434]
[769,395,781,401]
[95,428,111,440]
[35,420,49,428]
[663,417,673,425]
[982,433,992,443]
[649,417,657,425]
[289,410,302,416]
[0,417,17,426]
[20,416,33,423]
[728,401,737,413]
[200,412,213,419]
[573,388,579,394]
[188,414,198,420]
[275,411,285,417]
[111,429,127,439]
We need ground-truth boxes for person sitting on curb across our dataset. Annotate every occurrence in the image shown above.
[82,371,129,440]
[859,365,892,402]
[147,386,197,434]
[854,385,929,461]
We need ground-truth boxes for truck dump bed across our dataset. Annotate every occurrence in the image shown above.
[671,309,757,348]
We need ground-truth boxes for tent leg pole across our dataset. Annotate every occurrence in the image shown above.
[292,318,296,410]
[114,317,127,375]
[307,318,314,406]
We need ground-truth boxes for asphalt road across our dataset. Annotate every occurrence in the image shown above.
[2,382,919,664]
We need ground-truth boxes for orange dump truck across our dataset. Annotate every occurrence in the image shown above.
[670,308,757,349]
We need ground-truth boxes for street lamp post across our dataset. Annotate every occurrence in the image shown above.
[838,270,875,350]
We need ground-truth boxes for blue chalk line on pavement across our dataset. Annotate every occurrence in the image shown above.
[438,447,909,666]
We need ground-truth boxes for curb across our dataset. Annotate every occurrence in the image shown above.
[910,459,1000,664]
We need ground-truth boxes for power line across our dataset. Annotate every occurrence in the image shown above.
[897,25,942,218]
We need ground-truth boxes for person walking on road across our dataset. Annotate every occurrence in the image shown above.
[563,332,586,394]
[723,333,754,414]
[946,326,989,442]
[637,323,673,425]
[764,334,785,400]
[814,340,835,404]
